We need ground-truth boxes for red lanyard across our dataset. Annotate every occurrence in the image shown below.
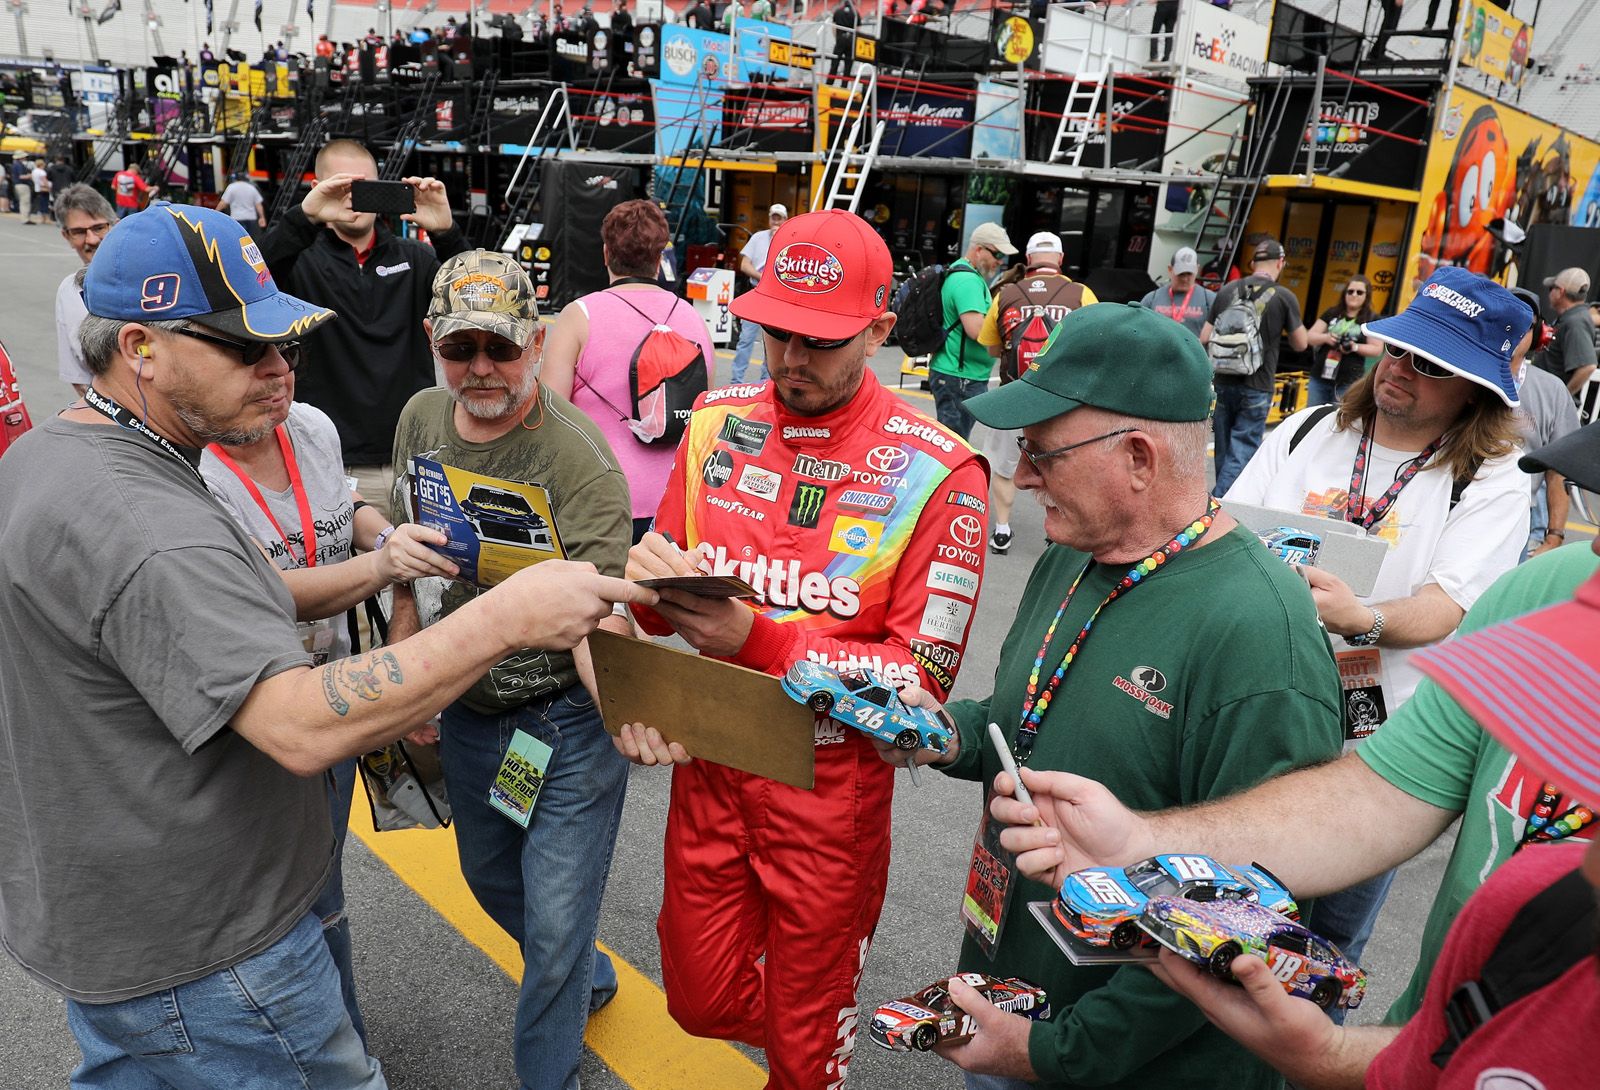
[1170,284,1195,319]
[1014,499,1220,760]
[1346,423,1441,531]
[208,426,318,567]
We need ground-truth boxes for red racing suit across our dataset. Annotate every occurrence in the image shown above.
[638,372,988,1089]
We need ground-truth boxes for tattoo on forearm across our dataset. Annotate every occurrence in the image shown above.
[321,650,405,717]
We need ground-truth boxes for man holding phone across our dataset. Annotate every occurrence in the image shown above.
[260,139,468,518]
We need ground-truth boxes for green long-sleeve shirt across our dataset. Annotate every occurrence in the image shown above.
[942,527,1343,1089]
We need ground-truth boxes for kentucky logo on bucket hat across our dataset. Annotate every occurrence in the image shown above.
[1362,266,1526,408]
[83,202,334,341]
[729,210,893,341]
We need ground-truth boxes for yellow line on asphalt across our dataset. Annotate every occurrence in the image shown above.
[349,809,766,1089]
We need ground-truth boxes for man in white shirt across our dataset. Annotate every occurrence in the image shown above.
[728,203,786,384]
[52,184,117,396]
[219,171,268,233]
[1225,265,1531,971]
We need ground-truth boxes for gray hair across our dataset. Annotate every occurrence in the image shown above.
[78,309,190,376]
[1100,413,1211,478]
[54,183,116,229]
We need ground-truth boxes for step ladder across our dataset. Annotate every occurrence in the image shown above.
[1197,72,1292,275]
[1049,63,1108,166]
[813,62,883,215]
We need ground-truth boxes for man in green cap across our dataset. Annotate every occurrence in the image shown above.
[875,303,1343,1090]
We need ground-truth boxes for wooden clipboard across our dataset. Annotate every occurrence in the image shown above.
[588,629,816,790]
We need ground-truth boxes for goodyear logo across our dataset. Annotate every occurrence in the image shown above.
[829,515,882,557]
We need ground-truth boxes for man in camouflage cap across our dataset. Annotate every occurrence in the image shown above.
[387,250,637,1090]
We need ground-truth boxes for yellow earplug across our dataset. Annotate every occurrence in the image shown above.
[137,345,152,357]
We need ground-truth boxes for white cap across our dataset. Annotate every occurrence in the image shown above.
[1171,247,1200,275]
[1025,231,1064,256]
[769,203,789,218]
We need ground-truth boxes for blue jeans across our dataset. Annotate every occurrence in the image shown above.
[312,758,365,1044]
[964,1075,1032,1090]
[66,911,383,1089]
[730,317,766,384]
[1522,482,1548,562]
[1212,383,1272,496]
[930,370,989,441]
[438,685,630,1090]
[1307,867,1397,1023]
[1306,375,1353,407]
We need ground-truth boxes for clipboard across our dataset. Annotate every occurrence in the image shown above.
[588,630,817,790]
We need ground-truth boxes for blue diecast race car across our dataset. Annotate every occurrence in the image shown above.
[1258,526,1323,566]
[1138,895,1368,1011]
[1054,854,1299,951]
[780,660,952,753]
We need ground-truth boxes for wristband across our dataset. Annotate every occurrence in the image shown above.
[374,526,396,551]
[1546,530,1566,541]
[352,500,370,514]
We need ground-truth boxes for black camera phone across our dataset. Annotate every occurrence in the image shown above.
[349,179,416,216]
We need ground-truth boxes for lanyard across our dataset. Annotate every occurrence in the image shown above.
[207,426,318,567]
[1520,782,1595,848]
[81,387,204,482]
[1014,498,1220,760]
[1170,284,1195,319]
[1346,423,1441,531]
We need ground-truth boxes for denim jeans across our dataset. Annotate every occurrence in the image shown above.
[66,911,383,1090]
[1306,375,1353,407]
[729,317,767,385]
[964,1074,1032,1090]
[1212,383,1272,497]
[312,758,365,1044]
[929,370,989,441]
[1522,481,1548,562]
[1307,867,1397,1024]
[438,685,630,1090]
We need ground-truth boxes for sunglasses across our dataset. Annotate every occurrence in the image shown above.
[1383,343,1453,378]
[64,221,113,242]
[1016,428,1135,470]
[434,339,526,363]
[178,326,302,370]
[761,325,858,351]
[1345,288,1367,296]
[981,245,1005,260]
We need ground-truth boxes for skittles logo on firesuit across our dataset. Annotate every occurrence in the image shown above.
[772,243,844,294]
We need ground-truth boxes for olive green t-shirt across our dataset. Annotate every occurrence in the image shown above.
[941,526,1343,1089]
[392,385,631,712]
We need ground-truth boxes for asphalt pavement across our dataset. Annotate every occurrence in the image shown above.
[0,209,1467,1089]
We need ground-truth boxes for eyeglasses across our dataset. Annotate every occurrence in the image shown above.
[761,325,858,351]
[64,221,113,242]
[177,326,302,370]
[1015,428,1135,470]
[434,338,526,363]
[1345,288,1367,296]
[1383,343,1453,378]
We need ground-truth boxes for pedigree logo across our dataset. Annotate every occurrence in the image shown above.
[772,243,844,295]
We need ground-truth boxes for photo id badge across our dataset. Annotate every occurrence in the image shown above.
[489,728,554,829]
[961,790,1018,959]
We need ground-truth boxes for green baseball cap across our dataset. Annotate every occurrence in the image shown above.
[428,250,539,345]
[965,302,1213,429]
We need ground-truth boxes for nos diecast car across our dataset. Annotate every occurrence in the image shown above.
[1054,854,1299,951]
[869,974,1050,1052]
[1139,895,1368,1010]
[781,660,952,753]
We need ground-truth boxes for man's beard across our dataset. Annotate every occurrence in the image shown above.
[170,381,282,446]
[452,367,538,420]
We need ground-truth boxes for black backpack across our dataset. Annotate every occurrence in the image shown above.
[893,264,985,357]
[579,292,709,448]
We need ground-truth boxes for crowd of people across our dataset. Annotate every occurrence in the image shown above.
[1,132,1597,1090]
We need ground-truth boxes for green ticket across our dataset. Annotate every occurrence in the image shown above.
[488,728,553,828]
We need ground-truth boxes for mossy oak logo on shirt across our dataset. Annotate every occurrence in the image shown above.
[1114,666,1173,719]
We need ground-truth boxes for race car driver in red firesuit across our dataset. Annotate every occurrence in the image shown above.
[619,209,990,1089]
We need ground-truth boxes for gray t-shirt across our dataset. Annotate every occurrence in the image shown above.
[201,402,356,661]
[219,179,265,221]
[393,385,631,712]
[1516,363,1581,501]
[1535,304,1598,380]
[0,417,327,1003]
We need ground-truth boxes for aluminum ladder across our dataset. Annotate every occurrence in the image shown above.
[813,62,884,214]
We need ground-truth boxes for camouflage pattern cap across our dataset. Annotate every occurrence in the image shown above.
[428,250,538,345]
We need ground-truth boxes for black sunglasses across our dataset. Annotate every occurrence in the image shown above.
[434,339,526,363]
[1383,343,1452,378]
[1016,428,1135,470]
[1345,288,1368,296]
[178,326,302,370]
[761,325,858,351]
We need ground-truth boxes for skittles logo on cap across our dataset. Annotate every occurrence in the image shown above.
[772,243,845,295]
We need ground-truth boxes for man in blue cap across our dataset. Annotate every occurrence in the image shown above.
[0,203,651,1087]
[876,302,1342,1090]
[1225,266,1531,970]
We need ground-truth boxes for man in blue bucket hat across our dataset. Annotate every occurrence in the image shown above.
[1225,265,1533,973]
[0,203,651,1087]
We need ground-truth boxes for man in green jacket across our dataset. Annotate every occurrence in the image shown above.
[882,303,1343,1089]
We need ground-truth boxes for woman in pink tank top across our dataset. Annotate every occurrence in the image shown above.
[543,200,715,541]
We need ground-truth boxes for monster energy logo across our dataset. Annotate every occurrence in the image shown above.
[789,483,828,528]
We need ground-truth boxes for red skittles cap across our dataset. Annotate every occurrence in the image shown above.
[730,209,893,340]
